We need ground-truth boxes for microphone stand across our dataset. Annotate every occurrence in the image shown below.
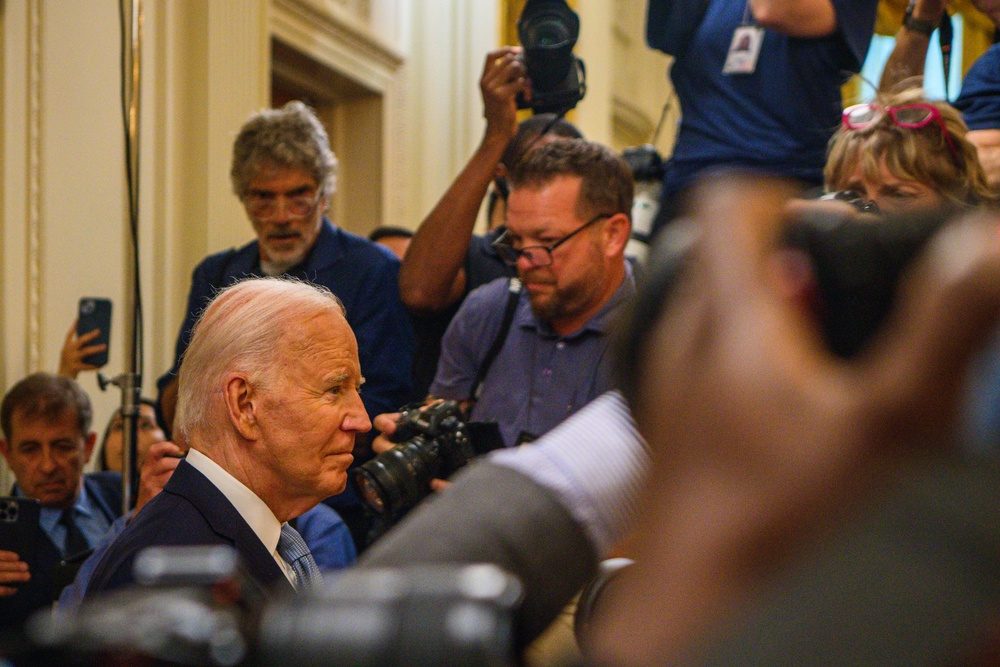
[113,0,143,514]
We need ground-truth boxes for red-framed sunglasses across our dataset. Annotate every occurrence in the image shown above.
[841,103,961,164]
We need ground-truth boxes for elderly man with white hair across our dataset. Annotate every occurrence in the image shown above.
[85,277,371,596]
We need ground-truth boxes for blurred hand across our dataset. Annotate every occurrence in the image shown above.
[589,174,1000,665]
[911,0,947,21]
[134,440,186,514]
[480,46,526,147]
[0,550,30,597]
[58,319,107,379]
[972,0,1000,24]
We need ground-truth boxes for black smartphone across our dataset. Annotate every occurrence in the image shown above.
[77,297,112,367]
[0,497,41,586]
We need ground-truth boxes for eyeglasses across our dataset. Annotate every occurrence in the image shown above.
[244,190,323,221]
[841,103,961,164]
[492,213,611,268]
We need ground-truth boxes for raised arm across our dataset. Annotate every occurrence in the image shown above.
[750,0,837,37]
[880,0,945,91]
[398,47,524,313]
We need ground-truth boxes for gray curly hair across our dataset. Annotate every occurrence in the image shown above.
[230,101,338,199]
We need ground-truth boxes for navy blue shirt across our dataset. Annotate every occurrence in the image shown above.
[158,218,414,420]
[955,43,1000,131]
[661,0,878,199]
[430,265,635,448]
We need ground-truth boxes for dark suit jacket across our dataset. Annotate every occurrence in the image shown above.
[1,472,123,631]
[84,460,293,597]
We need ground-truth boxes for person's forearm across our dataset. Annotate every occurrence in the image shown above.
[399,132,510,313]
[880,0,943,91]
[749,0,837,37]
[880,31,932,91]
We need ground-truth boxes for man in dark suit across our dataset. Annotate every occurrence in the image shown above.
[86,277,371,597]
[0,373,122,630]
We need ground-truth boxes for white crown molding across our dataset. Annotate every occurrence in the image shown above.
[270,0,404,94]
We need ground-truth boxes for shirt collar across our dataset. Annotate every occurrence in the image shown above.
[184,448,283,556]
[14,479,91,524]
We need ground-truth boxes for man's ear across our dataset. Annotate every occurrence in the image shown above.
[0,438,10,464]
[82,432,97,465]
[223,374,260,440]
[604,213,632,257]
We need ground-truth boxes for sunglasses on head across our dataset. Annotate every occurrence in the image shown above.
[841,103,961,165]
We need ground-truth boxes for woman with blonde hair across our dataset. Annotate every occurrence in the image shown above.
[825,87,994,213]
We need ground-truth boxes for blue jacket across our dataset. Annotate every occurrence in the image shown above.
[157,218,415,420]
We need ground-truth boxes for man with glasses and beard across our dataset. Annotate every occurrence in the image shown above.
[157,102,413,549]
[375,138,635,451]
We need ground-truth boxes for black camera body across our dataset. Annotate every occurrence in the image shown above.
[516,0,587,115]
[819,189,880,215]
[352,402,481,521]
[619,203,959,405]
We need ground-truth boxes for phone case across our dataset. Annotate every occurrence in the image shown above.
[0,497,41,581]
[77,297,112,367]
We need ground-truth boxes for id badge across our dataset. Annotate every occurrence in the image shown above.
[723,25,764,75]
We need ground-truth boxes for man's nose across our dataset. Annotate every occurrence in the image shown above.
[271,197,295,223]
[346,393,373,434]
[38,447,58,472]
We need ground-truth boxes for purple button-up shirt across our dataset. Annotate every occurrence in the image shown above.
[430,264,635,448]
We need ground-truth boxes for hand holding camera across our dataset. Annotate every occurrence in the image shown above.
[480,46,526,147]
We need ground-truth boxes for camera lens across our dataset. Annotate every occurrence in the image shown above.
[526,19,570,49]
[351,436,442,519]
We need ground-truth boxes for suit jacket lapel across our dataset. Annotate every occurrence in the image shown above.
[165,461,294,594]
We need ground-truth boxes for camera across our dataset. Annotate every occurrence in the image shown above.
[19,547,523,667]
[351,402,503,522]
[623,145,666,263]
[621,203,958,392]
[819,190,880,215]
[516,0,587,115]
[782,206,952,357]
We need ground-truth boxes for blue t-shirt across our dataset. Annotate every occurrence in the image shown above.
[955,43,1000,131]
[430,266,635,448]
[661,0,878,197]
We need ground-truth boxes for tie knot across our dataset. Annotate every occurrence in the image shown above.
[277,523,311,563]
[59,507,90,557]
[276,523,323,592]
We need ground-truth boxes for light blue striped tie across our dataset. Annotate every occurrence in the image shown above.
[277,523,323,592]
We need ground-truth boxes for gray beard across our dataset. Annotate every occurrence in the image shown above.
[260,257,298,276]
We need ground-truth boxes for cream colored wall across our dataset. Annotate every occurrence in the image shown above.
[0,0,672,492]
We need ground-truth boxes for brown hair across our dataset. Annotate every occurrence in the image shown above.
[825,88,993,206]
[1,373,92,440]
[509,137,634,220]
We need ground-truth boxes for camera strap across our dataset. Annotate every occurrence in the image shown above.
[471,277,523,402]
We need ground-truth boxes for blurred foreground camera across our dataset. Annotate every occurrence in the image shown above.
[622,203,958,388]
[783,206,950,357]
[19,547,523,667]
[819,189,880,215]
[351,401,503,522]
[259,563,523,667]
[517,0,587,115]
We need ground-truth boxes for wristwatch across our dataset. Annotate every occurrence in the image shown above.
[903,0,939,37]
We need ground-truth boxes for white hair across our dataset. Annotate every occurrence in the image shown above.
[175,277,345,441]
